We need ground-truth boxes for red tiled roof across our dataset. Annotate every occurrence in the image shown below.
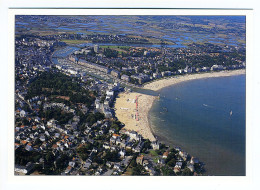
[21,140,27,145]
[163,151,169,157]
[52,144,58,149]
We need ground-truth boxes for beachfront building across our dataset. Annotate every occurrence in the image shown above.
[151,141,160,150]
[179,151,189,161]
[131,73,150,84]
[190,157,200,165]
[211,64,224,71]
[187,163,195,172]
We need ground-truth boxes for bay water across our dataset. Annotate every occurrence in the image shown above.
[149,74,246,175]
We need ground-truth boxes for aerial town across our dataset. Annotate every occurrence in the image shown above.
[14,16,245,176]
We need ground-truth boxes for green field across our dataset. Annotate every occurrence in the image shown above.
[149,150,159,156]
[60,39,91,44]
[100,45,131,53]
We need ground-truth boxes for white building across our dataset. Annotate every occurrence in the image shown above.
[94,44,99,53]
[151,141,160,150]
[121,74,130,82]
[20,110,26,117]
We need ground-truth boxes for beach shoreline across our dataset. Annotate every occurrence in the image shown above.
[114,92,156,141]
[143,69,245,91]
[115,69,245,141]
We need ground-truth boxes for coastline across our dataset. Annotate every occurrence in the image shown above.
[114,92,156,141]
[115,69,245,142]
[143,69,245,91]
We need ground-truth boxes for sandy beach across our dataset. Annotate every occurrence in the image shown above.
[114,92,156,141]
[115,69,245,141]
[144,69,246,91]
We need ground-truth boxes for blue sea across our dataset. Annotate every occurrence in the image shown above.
[149,74,246,176]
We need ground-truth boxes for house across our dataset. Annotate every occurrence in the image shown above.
[92,147,98,153]
[15,143,20,150]
[126,142,133,150]
[179,151,189,161]
[143,159,149,166]
[190,157,200,165]
[115,138,121,145]
[187,163,195,172]
[15,162,34,174]
[88,151,95,162]
[103,143,110,149]
[151,141,160,150]
[120,140,127,148]
[163,151,169,159]
[65,166,72,174]
[40,125,45,130]
[112,133,120,139]
[136,155,144,165]
[202,67,210,72]
[110,137,116,144]
[129,131,139,141]
[109,128,116,134]
[83,161,92,170]
[106,161,113,168]
[25,144,33,151]
[99,130,104,135]
[184,66,192,73]
[121,74,130,82]
[104,110,113,118]
[111,70,120,78]
[119,149,126,158]
[133,141,144,153]
[174,162,183,173]
[45,131,50,136]
[112,171,119,175]
[29,134,35,139]
[148,169,156,176]
[157,159,165,165]
[110,145,117,152]
[69,161,76,168]
[178,69,184,74]
[106,90,114,97]
[211,64,224,71]
[20,110,27,117]
[113,163,122,172]
[56,141,62,147]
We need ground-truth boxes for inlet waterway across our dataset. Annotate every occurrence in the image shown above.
[149,74,246,176]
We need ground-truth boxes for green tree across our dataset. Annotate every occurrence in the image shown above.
[182,167,193,176]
